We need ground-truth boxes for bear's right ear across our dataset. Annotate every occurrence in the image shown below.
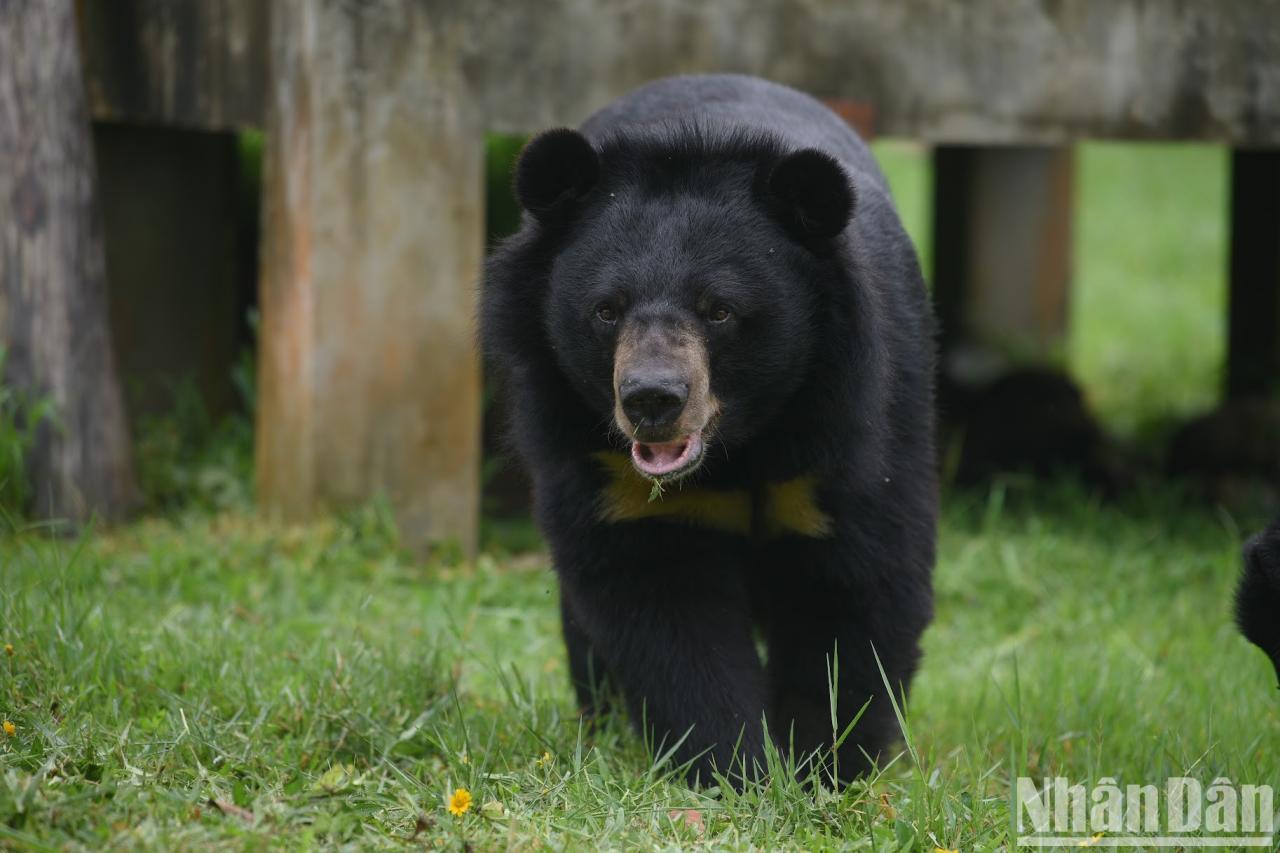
[514,129,599,224]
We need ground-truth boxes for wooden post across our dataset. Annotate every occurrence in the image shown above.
[933,146,1074,380]
[0,0,139,522]
[1227,149,1280,400]
[257,1,482,555]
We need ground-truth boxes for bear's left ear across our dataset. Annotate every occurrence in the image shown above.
[514,128,600,225]
[766,149,856,242]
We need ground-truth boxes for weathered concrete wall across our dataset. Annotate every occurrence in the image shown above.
[77,0,1280,548]
[82,0,1280,144]
[78,0,268,131]
[469,0,1280,142]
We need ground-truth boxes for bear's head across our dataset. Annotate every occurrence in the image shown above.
[510,127,857,484]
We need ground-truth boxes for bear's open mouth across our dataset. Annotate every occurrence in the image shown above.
[631,431,705,482]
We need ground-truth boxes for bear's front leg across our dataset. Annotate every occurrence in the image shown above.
[555,525,769,786]
[758,533,933,784]
[560,588,615,719]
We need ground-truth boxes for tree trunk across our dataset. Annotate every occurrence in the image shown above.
[0,0,139,523]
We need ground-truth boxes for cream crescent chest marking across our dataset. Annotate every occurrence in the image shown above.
[592,452,834,539]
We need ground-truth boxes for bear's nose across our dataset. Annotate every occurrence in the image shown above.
[620,376,688,431]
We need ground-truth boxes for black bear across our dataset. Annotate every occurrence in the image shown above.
[482,74,937,784]
[1237,516,1280,687]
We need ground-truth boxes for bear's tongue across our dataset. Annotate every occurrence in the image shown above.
[631,432,702,478]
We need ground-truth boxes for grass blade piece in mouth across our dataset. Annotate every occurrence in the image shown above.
[648,479,665,503]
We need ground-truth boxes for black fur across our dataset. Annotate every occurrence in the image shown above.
[481,74,937,785]
[1237,516,1280,687]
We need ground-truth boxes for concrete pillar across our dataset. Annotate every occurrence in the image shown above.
[257,1,482,555]
[0,0,139,522]
[1228,149,1280,400]
[933,145,1074,381]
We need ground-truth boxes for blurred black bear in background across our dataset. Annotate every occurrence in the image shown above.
[940,367,1129,494]
[1169,398,1280,512]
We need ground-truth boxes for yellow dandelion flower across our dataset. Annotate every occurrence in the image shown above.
[537,751,553,767]
[935,848,959,853]
[2,721,14,737]
[4,644,13,657]
[446,787,472,817]
[1078,834,1105,847]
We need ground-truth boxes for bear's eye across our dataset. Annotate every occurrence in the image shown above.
[707,305,732,324]
[595,304,618,325]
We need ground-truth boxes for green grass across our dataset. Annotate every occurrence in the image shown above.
[870,140,933,278]
[1,490,1275,850]
[2,144,1271,849]
[1073,144,1228,440]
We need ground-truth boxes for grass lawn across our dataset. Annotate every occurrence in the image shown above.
[2,144,1274,850]
[2,493,1275,850]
